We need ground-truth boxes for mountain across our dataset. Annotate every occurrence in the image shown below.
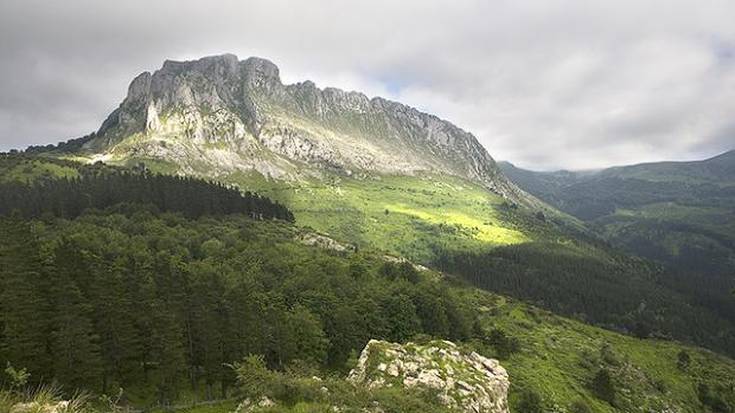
[4,54,735,412]
[77,54,527,204]
[501,151,735,219]
[500,154,735,339]
[30,56,735,357]
[499,152,735,272]
[598,150,735,183]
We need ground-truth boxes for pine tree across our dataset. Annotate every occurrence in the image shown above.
[99,261,142,392]
[0,216,53,381]
[148,299,186,406]
[50,280,102,391]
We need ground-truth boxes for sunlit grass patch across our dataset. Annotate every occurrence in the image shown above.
[387,204,527,245]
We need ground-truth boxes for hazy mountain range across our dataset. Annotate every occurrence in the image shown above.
[500,151,735,276]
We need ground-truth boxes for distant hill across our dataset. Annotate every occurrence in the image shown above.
[500,151,735,270]
[500,152,735,336]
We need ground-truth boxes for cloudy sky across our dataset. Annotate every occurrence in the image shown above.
[1,0,734,170]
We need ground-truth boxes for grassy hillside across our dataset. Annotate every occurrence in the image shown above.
[499,153,735,273]
[227,172,547,263]
[0,155,80,183]
[468,290,735,413]
[4,154,734,356]
[500,155,735,346]
[0,210,733,413]
[1,153,734,413]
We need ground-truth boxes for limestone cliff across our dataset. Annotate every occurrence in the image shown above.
[81,54,531,204]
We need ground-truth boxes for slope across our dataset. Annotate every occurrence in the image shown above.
[1,156,734,413]
[499,153,735,276]
[68,54,530,205]
[18,54,733,355]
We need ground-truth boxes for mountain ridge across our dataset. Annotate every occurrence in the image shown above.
[78,53,533,206]
[498,154,735,321]
[501,148,735,182]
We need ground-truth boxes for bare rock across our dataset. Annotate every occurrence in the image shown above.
[81,54,535,207]
[348,339,510,413]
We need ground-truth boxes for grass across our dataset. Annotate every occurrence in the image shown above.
[0,159,78,183]
[463,288,735,413]
[149,400,238,413]
[224,172,546,264]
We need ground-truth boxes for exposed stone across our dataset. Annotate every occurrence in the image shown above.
[348,339,510,413]
[10,401,70,413]
[81,54,535,207]
[297,232,355,252]
[233,396,277,413]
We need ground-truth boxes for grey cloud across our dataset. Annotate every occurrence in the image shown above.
[0,0,734,169]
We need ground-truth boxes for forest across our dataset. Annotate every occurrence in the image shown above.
[434,242,735,357]
[0,207,475,406]
[0,154,734,412]
[0,161,293,221]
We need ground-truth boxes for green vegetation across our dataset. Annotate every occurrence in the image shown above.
[2,153,735,412]
[228,354,455,413]
[464,289,735,413]
[500,154,735,353]
[220,168,735,357]
[225,172,551,263]
[0,156,79,184]
[1,211,734,412]
[0,163,293,221]
[0,206,475,408]
[435,241,735,356]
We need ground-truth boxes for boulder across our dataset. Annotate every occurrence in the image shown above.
[10,401,70,413]
[348,339,510,413]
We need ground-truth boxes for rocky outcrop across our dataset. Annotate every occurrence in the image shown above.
[297,231,356,252]
[233,397,276,413]
[80,54,532,205]
[10,401,70,413]
[348,339,510,413]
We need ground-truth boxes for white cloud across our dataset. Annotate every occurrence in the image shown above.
[0,0,733,169]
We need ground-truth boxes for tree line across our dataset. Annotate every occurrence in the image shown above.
[0,169,294,222]
[433,242,735,357]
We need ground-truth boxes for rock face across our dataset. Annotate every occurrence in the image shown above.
[81,54,529,204]
[348,339,510,413]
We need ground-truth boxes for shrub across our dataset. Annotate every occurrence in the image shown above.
[569,399,592,413]
[591,369,615,404]
[486,328,520,360]
[697,383,731,413]
[516,389,543,413]
[232,355,276,399]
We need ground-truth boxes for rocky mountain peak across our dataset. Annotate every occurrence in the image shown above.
[160,53,240,76]
[82,54,533,205]
[241,56,281,86]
